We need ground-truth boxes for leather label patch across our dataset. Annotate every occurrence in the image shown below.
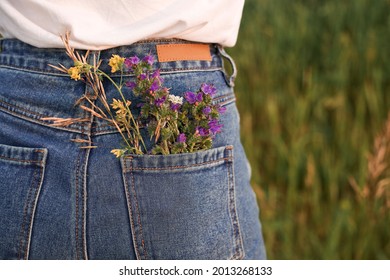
[156,44,212,62]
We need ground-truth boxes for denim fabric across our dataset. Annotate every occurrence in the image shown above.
[0,38,266,260]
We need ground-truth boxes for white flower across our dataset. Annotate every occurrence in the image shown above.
[168,94,183,105]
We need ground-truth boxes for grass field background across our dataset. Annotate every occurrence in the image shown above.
[230,0,390,259]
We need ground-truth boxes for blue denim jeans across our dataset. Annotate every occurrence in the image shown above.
[0,39,266,260]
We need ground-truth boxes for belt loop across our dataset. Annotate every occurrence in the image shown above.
[217,45,237,87]
[89,50,101,68]
[0,36,4,53]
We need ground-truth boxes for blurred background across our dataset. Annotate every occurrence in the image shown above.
[229,0,390,259]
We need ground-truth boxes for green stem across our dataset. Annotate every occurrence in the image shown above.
[99,71,147,153]
[86,71,134,152]
[163,140,169,155]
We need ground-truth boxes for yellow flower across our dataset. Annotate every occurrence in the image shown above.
[111,149,125,158]
[68,66,81,80]
[109,55,125,73]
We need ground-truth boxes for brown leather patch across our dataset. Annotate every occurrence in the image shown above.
[156,44,212,62]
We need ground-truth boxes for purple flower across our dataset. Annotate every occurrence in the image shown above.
[143,55,154,65]
[201,83,217,96]
[124,59,132,69]
[151,69,160,79]
[170,103,181,111]
[202,106,211,115]
[197,126,210,137]
[125,81,137,89]
[150,80,160,92]
[139,73,147,80]
[124,56,140,68]
[177,133,186,143]
[154,95,166,107]
[217,106,226,114]
[196,93,203,102]
[196,92,203,102]
[184,91,196,104]
[184,91,203,104]
[208,119,223,134]
[151,70,164,84]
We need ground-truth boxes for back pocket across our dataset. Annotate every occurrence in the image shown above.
[120,145,244,260]
[0,144,47,260]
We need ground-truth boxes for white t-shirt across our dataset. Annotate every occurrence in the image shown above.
[0,0,244,50]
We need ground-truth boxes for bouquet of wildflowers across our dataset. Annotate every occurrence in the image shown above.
[49,34,225,157]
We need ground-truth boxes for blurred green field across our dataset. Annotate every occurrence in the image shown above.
[230,0,390,259]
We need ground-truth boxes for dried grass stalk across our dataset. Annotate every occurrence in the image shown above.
[349,112,390,211]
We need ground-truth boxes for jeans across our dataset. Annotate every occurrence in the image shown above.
[0,38,266,260]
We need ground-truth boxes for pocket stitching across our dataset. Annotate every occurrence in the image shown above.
[226,150,245,260]
[122,145,243,260]
[0,155,42,164]
[17,167,39,259]
[15,150,46,260]
[0,149,45,164]
[122,158,149,260]
[123,156,233,172]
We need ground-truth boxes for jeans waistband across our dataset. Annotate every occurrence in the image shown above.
[0,38,224,76]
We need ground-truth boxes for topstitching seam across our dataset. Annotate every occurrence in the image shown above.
[0,64,222,76]
[123,157,232,172]
[226,150,244,260]
[23,163,45,260]
[122,159,142,260]
[129,158,149,260]
[17,167,38,260]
